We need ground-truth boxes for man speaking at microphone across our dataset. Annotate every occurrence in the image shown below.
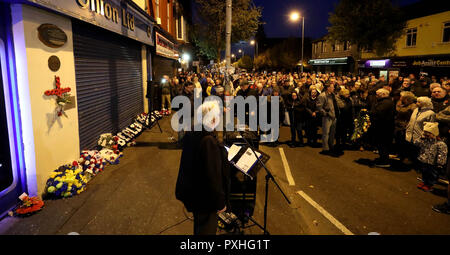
[175,101,230,235]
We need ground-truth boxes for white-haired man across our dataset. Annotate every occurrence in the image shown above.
[175,101,229,235]
[371,88,395,167]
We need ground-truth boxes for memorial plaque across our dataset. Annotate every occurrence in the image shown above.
[48,55,61,72]
[38,24,67,48]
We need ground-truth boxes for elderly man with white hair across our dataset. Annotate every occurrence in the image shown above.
[370,88,395,167]
[175,101,230,235]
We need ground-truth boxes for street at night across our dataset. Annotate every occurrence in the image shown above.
[1,117,449,235]
[0,0,450,250]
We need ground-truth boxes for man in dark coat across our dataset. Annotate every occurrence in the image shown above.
[304,87,320,146]
[412,77,431,97]
[286,91,307,147]
[175,102,230,235]
[371,88,395,167]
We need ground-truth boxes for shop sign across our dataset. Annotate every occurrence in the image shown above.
[365,59,391,68]
[412,59,450,67]
[155,32,179,60]
[308,57,348,65]
[24,0,154,46]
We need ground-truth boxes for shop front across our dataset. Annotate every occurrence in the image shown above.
[360,55,450,79]
[0,0,155,214]
[152,31,179,82]
[391,55,450,78]
[151,30,179,111]
[358,59,398,79]
[308,57,354,75]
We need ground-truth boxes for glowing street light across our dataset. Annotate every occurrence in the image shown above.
[290,11,300,22]
[250,40,255,45]
[182,53,190,62]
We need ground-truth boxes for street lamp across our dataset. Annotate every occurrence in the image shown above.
[289,11,305,73]
[238,49,243,58]
[250,39,258,58]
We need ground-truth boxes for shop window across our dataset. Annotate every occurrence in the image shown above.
[406,28,417,47]
[444,22,450,42]
[0,49,13,192]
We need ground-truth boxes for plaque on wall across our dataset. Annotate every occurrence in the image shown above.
[48,55,61,72]
[38,24,67,48]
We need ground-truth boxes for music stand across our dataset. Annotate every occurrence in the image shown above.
[149,81,163,134]
[236,131,292,235]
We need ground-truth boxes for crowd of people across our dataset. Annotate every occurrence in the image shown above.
[162,70,450,215]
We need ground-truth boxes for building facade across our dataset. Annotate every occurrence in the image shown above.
[0,0,159,216]
[309,37,358,75]
[139,0,190,112]
[359,10,450,78]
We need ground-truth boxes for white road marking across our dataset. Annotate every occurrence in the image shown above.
[296,190,354,235]
[279,147,295,186]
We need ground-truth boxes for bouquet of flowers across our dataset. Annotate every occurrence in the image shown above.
[351,109,371,141]
[45,163,88,199]
[79,150,107,176]
[10,193,44,217]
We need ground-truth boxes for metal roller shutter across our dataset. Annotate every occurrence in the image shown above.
[72,20,143,150]
[153,55,175,83]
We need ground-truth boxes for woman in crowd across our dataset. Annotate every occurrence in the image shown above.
[405,96,436,166]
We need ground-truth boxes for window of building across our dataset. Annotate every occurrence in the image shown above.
[343,41,349,51]
[167,2,170,32]
[155,0,160,20]
[322,42,326,53]
[406,28,417,47]
[443,22,450,42]
[177,15,183,40]
[332,43,336,52]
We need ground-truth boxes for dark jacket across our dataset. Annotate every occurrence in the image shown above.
[286,95,307,123]
[412,83,430,97]
[280,85,293,103]
[432,96,448,113]
[175,132,230,213]
[371,97,395,141]
[395,101,417,132]
[304,94,319,119]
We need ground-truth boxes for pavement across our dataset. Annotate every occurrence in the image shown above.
[1,116,450,235]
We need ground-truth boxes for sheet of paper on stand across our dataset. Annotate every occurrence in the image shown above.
[227,144,242,161]
[236,148,261,175]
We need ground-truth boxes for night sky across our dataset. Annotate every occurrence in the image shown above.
[253,0,423,40]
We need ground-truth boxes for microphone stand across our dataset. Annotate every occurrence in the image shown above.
[237,131,291,235]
